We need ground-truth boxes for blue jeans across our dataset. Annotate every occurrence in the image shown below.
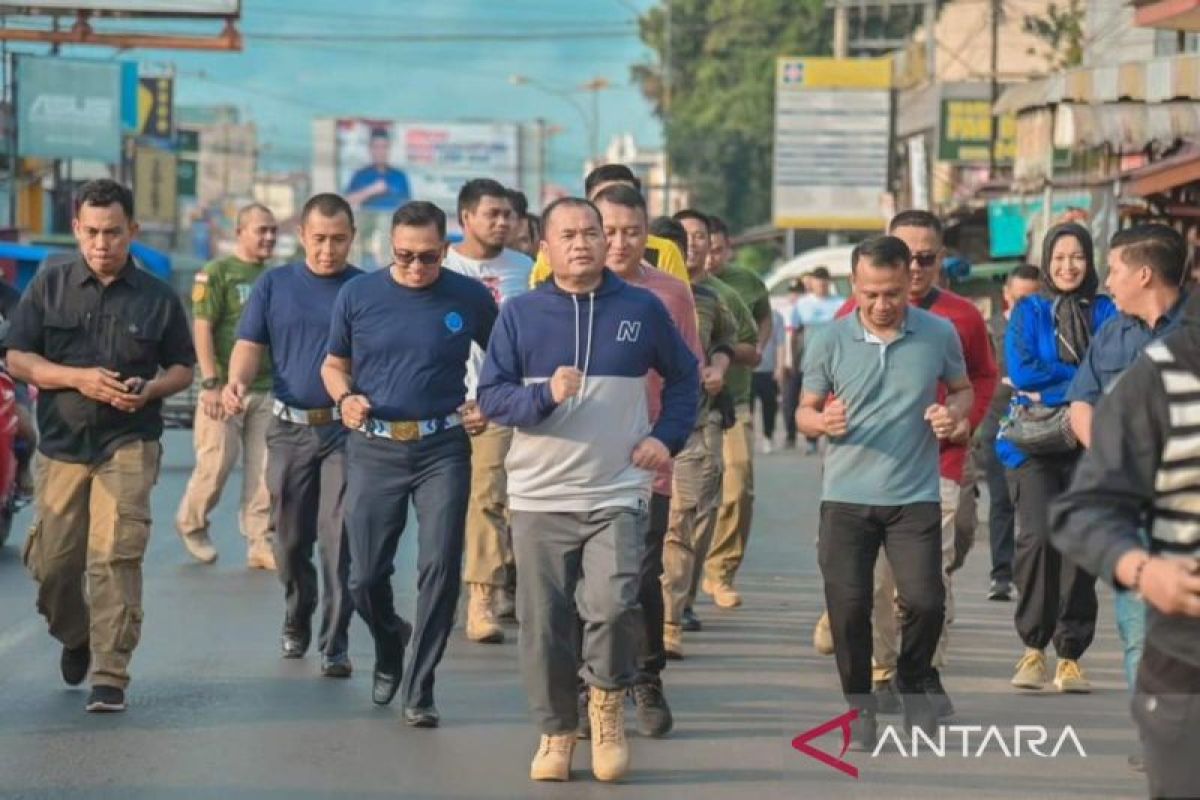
[1114,590,1146,691]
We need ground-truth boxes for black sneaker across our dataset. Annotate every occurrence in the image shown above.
[901,690,938,737]
[61,643,90,686]
[988,580,1015,602]
[873,678,901,715]
[576,687,590,740]
[849,708,877,751]
[681,608,702,633]
[923,669,955,719]
[281,622,311,659]
[631,680,674,738]
[85,685,126,713]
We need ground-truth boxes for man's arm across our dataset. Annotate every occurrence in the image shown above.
[223,340,265,415]
[477,306,561,428]
[1068,401,1094,449]
[724,291,760,366]
[1063,324,1108,448]
[962,306,999,430]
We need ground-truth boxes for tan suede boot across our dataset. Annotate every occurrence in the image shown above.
[530,733,575,781]
[465,583,504,643]
[588,687,630,782]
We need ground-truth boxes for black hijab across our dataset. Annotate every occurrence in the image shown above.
[1040,222,1099,365]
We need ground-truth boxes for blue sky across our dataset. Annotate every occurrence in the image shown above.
[8,0,664,187]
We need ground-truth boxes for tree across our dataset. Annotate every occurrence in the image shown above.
[632,0,829,233]
[1022,0,1084,71]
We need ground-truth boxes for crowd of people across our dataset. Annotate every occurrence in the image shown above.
[2,167,1197,795]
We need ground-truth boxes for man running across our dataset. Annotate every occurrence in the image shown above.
[479,197,697,783]
[442,178,533,645]
[322,201,497,728]
[224,193,360,676]
[177,203,278,569]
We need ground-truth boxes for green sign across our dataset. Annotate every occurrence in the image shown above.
[177,158,197,198]
[16,55,123,163]
[939,99,1016,164]
[988,193,1092,259]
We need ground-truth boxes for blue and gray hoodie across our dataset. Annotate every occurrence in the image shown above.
[478,269,699,513]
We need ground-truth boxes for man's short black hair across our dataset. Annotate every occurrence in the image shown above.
[649,216,688,258]
[592,184,647,219]
[301,193,355,228]
[1008,263,1041,282]
[392,200,447,239]
[851,235,911,273]
[541,197,602,237]
[708,215,729,238]
[458,178,511,223]
[889,209,944,239]
[75,179,134,221]
[369,127,390,141]
[584,163,642,196]
[507,188,529,218]
[810,266,832,281]
[523,213,541,244]
[673,208,710,233]
[1110,223,1187,286]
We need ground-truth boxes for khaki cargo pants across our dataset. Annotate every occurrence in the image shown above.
[22,440,162,689]
[662,412,724,626]
[704,405,754,585]
[462,423,515,587]
[176,391,272,545]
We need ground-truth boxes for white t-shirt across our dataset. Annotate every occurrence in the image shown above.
[442,246,534,398]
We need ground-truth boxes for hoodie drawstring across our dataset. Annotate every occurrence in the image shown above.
[581,291,595,400]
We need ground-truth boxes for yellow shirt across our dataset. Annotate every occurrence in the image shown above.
[529,234,690,287]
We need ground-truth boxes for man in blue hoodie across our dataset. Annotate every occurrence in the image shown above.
[478,197,698,784]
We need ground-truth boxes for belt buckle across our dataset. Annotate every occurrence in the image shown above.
[390,421,420,441]
[307,408,333,426]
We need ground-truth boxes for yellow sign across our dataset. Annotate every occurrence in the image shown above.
[776,57,893,90]
[939,99,1016,163]
[136,76,174,138]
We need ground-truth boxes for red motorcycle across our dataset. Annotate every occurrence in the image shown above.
[0,370,20,547]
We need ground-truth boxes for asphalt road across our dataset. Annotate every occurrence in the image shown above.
[0,431,1147,799]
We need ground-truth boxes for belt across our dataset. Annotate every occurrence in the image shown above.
[273,399,340,426]
[361,413,462,442]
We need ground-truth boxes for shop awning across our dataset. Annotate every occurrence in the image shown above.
[995,53,1200,114]
[1053,101,1200,149]
[1134,0,1200,31]
[1123,145,1200,196]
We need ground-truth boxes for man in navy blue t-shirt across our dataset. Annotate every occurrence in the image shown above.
[321,200,497,726]
[224,193,362,677]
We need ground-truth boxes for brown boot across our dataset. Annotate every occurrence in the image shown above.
[588,687,630,782]
[465,583,504,643]
[246,539,276,571]
[663,623,683,660]
[530,733,575,781]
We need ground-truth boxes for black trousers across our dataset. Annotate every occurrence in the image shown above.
[978,431,1015,583]
[749,372,779,441]
[344,428,471,709]
[818,501,944,709]
[265,419,354,659]
[1008,452,1097,658]
[636,493,671,683]
[781,371,803,445]
[1133,643,1200,799]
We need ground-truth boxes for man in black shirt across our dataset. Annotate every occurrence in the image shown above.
[7,180,195,714]
[1052,289,1200,798]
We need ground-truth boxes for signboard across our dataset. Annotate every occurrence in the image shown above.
[16,55,122,162]
[987,192,1092,259]
[333,119,521,269]
[773,57,892,230]
[0,1,238,14]
[177,158,197,198]
[137,76,173,139]
[939,99,1016,163]
[134,144,178,227]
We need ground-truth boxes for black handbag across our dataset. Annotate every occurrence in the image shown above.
[999,401,1079,455]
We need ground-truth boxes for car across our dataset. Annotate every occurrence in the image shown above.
[763,244,857,314]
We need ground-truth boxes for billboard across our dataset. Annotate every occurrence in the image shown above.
[773,57,892,230]
[134,144,178,227]
[0,1,238,14]
[16,55,123,162]
[938,99,1016,164]
[333,119,521,269]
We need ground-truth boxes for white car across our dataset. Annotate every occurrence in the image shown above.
[764,244,857,314]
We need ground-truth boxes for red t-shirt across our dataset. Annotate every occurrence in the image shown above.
[836,288,997,484]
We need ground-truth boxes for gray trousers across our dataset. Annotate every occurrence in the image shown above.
[264,418,354,659]
[344,428,471,710]
[512,505,645,735]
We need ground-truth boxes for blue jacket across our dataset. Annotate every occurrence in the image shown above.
[478,269,699,513]
[996,293,1117,468]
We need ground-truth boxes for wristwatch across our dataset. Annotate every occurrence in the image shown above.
[200,377,220,391]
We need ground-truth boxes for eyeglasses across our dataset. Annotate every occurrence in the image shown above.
[393,250,442,267]
[910,252,939,268]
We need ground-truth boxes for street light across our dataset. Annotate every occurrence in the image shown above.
[509,74,610,165]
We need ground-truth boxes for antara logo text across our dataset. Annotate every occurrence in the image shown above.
[792,709,1088,779]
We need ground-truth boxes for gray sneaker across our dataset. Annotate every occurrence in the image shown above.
[180,531,218,564]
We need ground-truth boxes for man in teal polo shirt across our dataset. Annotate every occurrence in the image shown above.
[798,235,972,748]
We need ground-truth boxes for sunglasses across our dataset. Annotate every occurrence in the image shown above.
[393,250,442,267]
[910,252,939,268]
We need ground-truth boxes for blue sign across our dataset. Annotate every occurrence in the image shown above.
[16,55,125,163]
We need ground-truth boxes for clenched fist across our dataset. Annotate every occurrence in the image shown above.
[823,397,848,437]
[550,366,584,403]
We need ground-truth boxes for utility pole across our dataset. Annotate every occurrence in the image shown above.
[662,0,672,214]
[833,0,849,58]
[988,0,1000,177]
[2,13,13,228]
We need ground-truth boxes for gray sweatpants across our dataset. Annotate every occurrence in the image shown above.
[511,505,645,735]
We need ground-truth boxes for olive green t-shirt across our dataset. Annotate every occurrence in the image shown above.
[699,275,757,405]
[192,255,272,391]
[713,264,770,325]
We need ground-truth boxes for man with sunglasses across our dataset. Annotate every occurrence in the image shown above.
[836,210,997,719]
[442,178,533,646]
[321,201,498,728]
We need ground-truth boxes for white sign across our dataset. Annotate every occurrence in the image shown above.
[0,1,238,13]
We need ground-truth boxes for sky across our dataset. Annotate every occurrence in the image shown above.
[4,0,664,188]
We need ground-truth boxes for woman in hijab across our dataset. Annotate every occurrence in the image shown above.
[996,222,1116,696]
